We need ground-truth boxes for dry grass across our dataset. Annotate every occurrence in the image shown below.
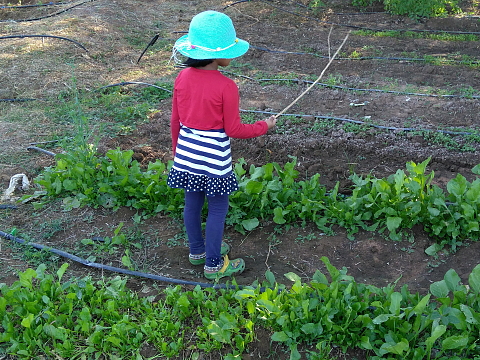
[0,0,202,98]
[0,0,212,168]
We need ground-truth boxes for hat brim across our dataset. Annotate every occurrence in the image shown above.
[174,34,249,60]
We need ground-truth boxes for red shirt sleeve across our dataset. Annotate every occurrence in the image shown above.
[170,86,180,154]
[222,81,268,138]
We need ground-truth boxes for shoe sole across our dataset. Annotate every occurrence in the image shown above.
[204,258,245,280]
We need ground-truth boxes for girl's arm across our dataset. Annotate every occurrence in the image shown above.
[222,82,269,139]
[170,89,181,155]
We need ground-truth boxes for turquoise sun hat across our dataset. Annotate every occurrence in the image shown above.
[173,11,249,60]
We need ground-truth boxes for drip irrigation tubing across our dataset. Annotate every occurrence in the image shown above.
[5,78,477,137]
[138,36,479,67]
[240,109,478,136]
[0,98,38,102]
[0,0,93,23]
[0,230,243,290]
[95,81,172,93]
[137,33,159,63]
[335,12,386,15]
[0,1,72,9]
[249,44,480,66]
[224,0,480,36]
[0,205,18,209]
[29,138,69,145]
[220,68,480,99]
[0,34,88,51]
[95,70,480,100]
[27,146,57,157]
[225,0,385,15]
[253,77,480,99]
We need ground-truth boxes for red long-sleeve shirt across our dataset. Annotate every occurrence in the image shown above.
[170,67,268,153]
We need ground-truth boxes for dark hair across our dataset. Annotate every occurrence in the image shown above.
[183,58,214,68]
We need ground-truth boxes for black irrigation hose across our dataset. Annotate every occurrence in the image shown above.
[287,0,308,8]
[335,12,387,15]
[240,109,478,136]
[6,78,477,137]
[0,1,72,9]
[0,0,93,23]
[225,0,384,14]
[0,230,240,290]
[95,81,172,93]
[224,0,255,9]
[27,146,57,157]
[4,80,173,103]
[137,33,160,63]
[226,0,480,36]
[0,34,88,52]
[146,37,479,67]
[0,98,38,102]
[249,44,480,66]
[29,138,69,145]
[220,68,480,99]
[0,205,18,210]
[253,77,480,99]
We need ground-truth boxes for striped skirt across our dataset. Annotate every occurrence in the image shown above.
[167,125,239,196]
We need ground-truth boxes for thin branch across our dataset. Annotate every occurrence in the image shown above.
[275,30,351,119]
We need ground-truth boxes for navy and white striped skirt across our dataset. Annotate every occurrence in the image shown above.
[167,125,239,196]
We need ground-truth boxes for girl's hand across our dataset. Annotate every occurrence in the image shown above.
[264,115,277,130]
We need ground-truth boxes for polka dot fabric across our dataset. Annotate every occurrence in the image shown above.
[168,168,238,196]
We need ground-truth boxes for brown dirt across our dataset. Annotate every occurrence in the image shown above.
[1,0,480,358]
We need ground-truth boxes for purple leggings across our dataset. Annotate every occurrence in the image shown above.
[184,191,229,267]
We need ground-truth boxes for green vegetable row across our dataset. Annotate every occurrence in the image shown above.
[32,146,480,252]
[1,260,479,359]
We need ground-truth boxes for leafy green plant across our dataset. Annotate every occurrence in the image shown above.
[0,264,151,359]
[80,222,142,267]
[308,0,328,16]
[166,232,188,248]
[295,233,318,243]
[236,258,480,360]
[1,261,480,359]
[354,29,479,43]
[352,0,380,6]
[28,147,480,252]
[342,121,370,134]
[352,0,461,18]
[423,131,476,152]
[324,73,343,86]
[240,111,258,124]
[310,118,336,134]
[32,146,185,216]
[384,0,461,18]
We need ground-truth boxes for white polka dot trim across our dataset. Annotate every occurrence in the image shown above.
[167,168,238,196]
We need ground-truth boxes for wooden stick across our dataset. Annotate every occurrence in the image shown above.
[327,26,333,60]
[274,30,351,119]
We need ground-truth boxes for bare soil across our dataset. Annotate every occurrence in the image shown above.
[1,0,480,358]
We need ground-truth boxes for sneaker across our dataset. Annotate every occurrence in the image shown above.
[189,241,231,265]
[204,255,245,280]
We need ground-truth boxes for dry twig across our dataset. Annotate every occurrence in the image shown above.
[275,30,351,119]
[265,244,273,269]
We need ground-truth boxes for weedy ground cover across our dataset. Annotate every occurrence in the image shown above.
[349,0,461,18]
[1,259,480,359]
[49,81,172,136]
[354,29,479,43]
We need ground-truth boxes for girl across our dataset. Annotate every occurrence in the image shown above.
[167,10,276,280]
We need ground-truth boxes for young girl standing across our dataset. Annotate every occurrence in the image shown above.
[167,10,276,280]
